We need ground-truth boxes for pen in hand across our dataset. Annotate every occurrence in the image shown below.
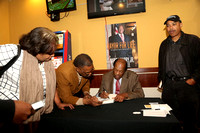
[102,87,107,92]
[95,87,108,98]
[95,91,100,97]
[95,87,104,97]
[101,87,109,99]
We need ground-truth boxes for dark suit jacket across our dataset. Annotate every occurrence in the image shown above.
[158,31,200,84]
[0,100,15,122]
[99,70,144,99]
[56,61,90,105]
[109,34,130,44]
[114,34,130,43]
[109,34,132,58]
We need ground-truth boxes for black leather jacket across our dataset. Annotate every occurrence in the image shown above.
[158,31,200,86]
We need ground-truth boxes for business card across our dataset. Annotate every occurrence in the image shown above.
[31,100,45,110]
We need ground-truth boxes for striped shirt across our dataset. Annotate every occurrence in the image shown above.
[0,44,46,100]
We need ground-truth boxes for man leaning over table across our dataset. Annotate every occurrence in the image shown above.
[98,58,144,102]
[56,53,102,106]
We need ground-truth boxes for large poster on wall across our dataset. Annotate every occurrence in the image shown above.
[105,22,138,69]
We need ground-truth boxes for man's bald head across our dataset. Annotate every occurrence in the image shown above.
[113,59,127,80]
[113,58,127,71]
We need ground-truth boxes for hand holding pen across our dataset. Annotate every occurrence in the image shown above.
[99,87,109,99]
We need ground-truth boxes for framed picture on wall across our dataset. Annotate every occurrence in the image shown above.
[87,0,146,19]
[105,22,139,69]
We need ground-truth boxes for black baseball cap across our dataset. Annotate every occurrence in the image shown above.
[164,15,182,25]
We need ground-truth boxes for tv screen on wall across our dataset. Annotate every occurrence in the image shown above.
[87,0,146,19]
[46,0,76,14]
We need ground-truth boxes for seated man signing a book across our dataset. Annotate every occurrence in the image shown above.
[98,58,144,102]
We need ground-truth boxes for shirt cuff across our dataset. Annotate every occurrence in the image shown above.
[83,91,90,95]
[76,98,84,105]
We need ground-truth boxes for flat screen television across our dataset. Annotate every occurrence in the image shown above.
[46,0,76,14]
[87,0,146,19]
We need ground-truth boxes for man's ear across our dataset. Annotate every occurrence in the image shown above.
[180,23,183,28]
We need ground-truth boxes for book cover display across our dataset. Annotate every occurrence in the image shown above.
[105,22,138,69]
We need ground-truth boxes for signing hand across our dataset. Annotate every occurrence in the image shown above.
[99,91,109,99]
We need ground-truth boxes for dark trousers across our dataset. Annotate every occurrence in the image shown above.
[0,122,39,133]
[162,78,199,133]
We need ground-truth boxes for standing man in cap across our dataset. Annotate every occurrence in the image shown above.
[158,15,200,133]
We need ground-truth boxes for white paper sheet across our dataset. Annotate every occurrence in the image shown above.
[102,99,115,104]
[97,94,116,104]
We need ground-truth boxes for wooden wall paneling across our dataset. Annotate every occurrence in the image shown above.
[90,67,159,88]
